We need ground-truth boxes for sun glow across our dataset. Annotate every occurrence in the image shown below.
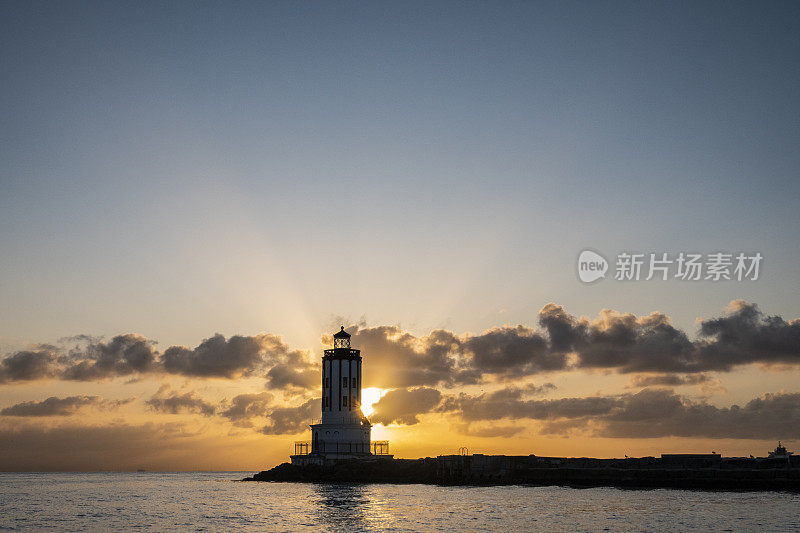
[360,387,387,417]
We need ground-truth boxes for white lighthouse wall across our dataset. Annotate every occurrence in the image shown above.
[314,354,370,457]
[321,357,363,424]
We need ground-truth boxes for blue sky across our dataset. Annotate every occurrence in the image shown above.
[1,1,799,351]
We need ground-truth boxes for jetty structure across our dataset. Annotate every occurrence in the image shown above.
[290,327,391,466]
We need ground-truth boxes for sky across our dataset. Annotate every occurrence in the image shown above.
[1,1,799,470]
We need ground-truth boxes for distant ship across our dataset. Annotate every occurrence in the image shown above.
[768,441,793,459]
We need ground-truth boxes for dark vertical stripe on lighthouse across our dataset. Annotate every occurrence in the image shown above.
[338,358,342,411]
[326,359,331,413]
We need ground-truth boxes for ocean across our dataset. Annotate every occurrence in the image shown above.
[1,472,798,531]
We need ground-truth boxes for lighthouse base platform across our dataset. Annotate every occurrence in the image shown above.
[290,452,393,467]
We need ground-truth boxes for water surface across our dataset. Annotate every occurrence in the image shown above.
[1,472,798,531]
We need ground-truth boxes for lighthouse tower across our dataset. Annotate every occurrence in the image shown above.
[303,327,372,461]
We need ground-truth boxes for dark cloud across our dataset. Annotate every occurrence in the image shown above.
[0,348,61,383]
[1,395,130,417]
[219,392,273,427]
[441,385,800,440]
[460,325,566,378]
[370,387,443,425]
[265,365,319,391]
[157,332,317,383]
[348,302,800,383]
[440,387,620,422]
[145,386,216,416]
[630,374,714,387]
[345,326,460,388]
[599,389,800,439]
[62,334,159,380]
[538,303,581,353]
[141,386,316,435]
[347,325,564,388]
[538,301,800,374]
[161,334,267,378]
[696,301,800,370]
[1,301,798,386]
[540,305,697,373]
[0,332,317,386]
[260,398,317,435]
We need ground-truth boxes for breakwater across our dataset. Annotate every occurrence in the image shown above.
[245,453,800,491]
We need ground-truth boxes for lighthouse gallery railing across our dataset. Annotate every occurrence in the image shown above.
[293,440,390,456]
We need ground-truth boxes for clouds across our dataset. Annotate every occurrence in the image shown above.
[460,325,565,378]
[0,332,317,389]
[539,305,697,373]
[265,365,318,391]
[1,298,798,467]
[370,387,442,425]
[1,301,799,391]
[600,389,800,440]
[1,395,130,416]
[346,326,460,387]
[437,386,800,440]
[539,301,800,374]
[439,386,618,423]
[0,385,315,436]
[347,324,564,388]
[260,398,317,435]
[0,348,61,383]
[366,383,554,427]
[344,300,800,388]
[630,374,715,387]
[143,387,312,434]
[62,334,159,380]
[219,392,273,427]
[161,334,269,378]
[146,386,217,416]
[697,300,800,370]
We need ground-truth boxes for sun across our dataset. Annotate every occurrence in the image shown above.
[360,387,387,417]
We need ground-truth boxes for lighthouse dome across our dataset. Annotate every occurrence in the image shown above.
[333,326,351,338]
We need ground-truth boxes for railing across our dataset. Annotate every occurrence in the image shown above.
[311,415,371,426]
[294,441,311,455]
[291,440,390,456]
[372,441,390,455]
[323,348,361,357]
[315,441,371,454]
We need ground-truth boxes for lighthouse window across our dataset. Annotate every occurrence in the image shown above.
[352,377,357,388]
[342,396,348,406]
[342,377,348,387]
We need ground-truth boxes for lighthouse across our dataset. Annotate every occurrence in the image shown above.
[291,327,388,464]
